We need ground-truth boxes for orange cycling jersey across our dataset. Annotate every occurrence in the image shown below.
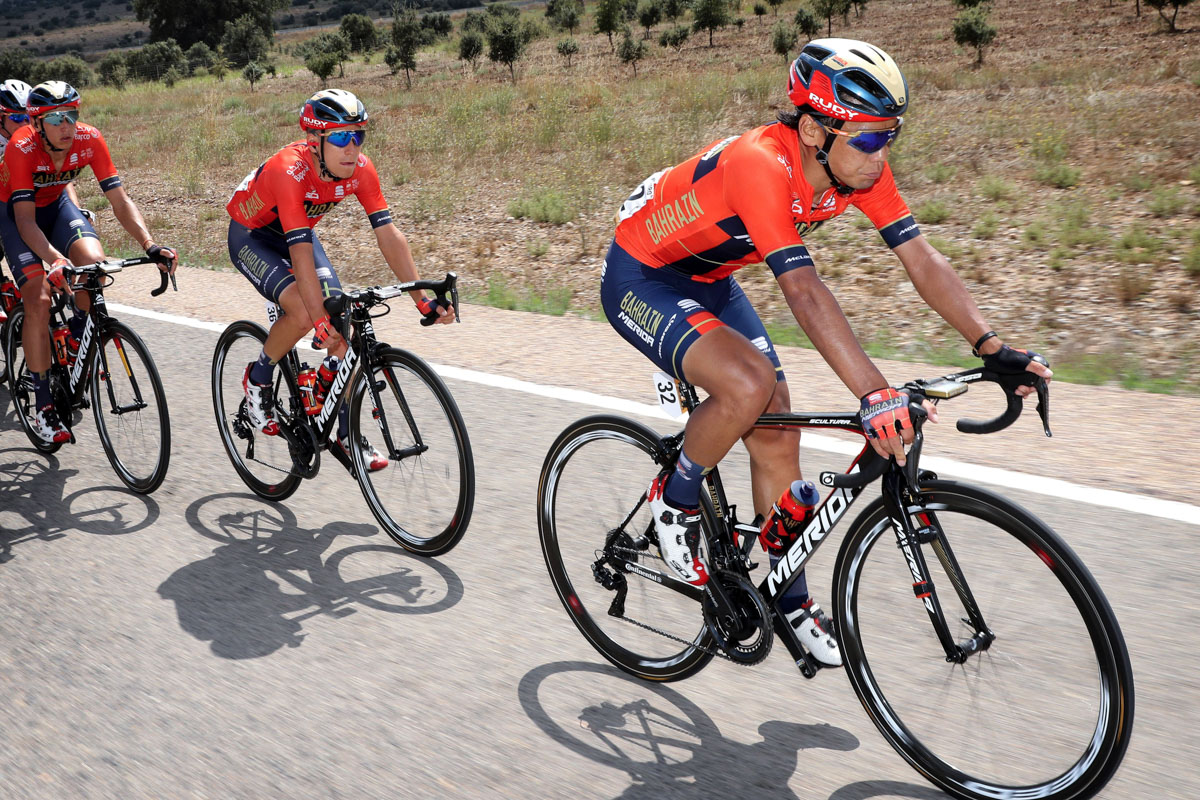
[614,122,920,282]
[227,141,392,246]
[0,123,122,206]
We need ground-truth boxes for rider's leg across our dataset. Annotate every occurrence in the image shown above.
[66,235,105,323]
[19,272,52,377]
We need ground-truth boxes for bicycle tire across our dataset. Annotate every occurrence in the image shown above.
[833,479,1134,800]
[4,308,62,454]
[211,320,301,501]
[348,346,474,556]
[90,320,171,494]
[538,415,715,682]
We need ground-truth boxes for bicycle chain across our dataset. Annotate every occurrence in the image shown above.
[605,547,741,665]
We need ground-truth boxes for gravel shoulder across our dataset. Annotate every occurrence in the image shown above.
[107,264,1199,506]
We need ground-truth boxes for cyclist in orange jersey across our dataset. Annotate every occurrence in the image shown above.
[0,81,176,443]
[601,39,1052,666]
[226,89,453,469]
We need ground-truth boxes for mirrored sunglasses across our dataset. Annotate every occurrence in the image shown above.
[6,113,28,124]
[823,122,903,154]
[326,129,366,148]
[42,109,79,126]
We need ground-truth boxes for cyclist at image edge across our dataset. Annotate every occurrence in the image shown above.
[0,81,178,444]
[0,79,32,323]
[226,88,454,470]
[601,38,1052,667]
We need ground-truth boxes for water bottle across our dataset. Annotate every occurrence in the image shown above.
[51,323,71,366]
[759,479,820,553]
[0,278,19,313]
[297,365,320,415]
[314,355,340,406]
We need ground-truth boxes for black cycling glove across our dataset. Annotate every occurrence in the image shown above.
[981,344,1047,374]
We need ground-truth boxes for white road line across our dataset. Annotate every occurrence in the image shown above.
[108,302,1200,526]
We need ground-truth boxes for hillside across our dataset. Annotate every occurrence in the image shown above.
[6,0,1200,391]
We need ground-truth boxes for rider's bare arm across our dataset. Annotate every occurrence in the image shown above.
[376,222,454,323]
[777,266,888,397]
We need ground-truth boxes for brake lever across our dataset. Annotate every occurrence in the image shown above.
[1035,379,1051,438]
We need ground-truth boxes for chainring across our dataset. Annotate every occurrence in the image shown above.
[702,569,773,665]
[279,415,320,479]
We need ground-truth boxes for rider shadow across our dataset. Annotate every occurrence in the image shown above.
[519,661,945,800]
[0,446,159,563]
[159,492,464,660]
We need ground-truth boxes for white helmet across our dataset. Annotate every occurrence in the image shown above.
[0,79,32,115]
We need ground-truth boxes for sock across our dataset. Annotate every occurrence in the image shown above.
[33,371,51,408]
[249,349,276,384]
[771,559,810,615]
[662,448,708,510]
[68,306,86,339]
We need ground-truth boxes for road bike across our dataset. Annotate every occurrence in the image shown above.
[537,367,1134,800]
[3,258,174,494]
[210,273,474,556]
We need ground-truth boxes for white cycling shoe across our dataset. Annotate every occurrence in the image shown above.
[785,599,842,667]
[647,473,709,586]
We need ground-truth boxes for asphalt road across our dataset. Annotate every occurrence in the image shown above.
[0,313,1195,799]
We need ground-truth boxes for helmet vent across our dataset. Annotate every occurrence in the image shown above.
[849,48,876,65]
[804,44,833,62]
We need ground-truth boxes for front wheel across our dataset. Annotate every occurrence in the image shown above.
[348,347,474,556]
[90,321,171,494]
[833,480,1134,800]
[211,321,302,501]
[537,415,714,682]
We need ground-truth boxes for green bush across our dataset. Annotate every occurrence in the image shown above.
[508,190,574,224]
[916,199,952,224]
[1033,163,1082,189]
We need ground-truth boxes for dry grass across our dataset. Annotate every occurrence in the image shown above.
[48,0,1200,392]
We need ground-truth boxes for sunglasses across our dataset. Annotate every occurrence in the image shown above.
[326,129,366,148]
[6,113,28,124]
[42,109,79,126]
[821,120,903,154]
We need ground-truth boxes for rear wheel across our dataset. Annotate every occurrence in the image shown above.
[537,415,714,682]
[211,321,301,501]
[4,308,62,454]
[834,480,1134,800]
[348,347,474,556]
[90,321,170,494]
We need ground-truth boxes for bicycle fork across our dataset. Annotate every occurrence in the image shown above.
[881,472,995,664]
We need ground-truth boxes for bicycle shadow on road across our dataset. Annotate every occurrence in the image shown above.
[158,492,464,659]
[518,661,946,800]
[0,446,159,563]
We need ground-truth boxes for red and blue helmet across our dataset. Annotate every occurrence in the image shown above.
[26,81,81,118]
[787,39,907,123]
[299,89,368,133]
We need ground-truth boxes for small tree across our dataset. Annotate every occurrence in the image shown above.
[185,42,215,74]
[753,3,767,23]
[617,29,647,74]
[301,31,351,77]
[662,0,687,23]
[767,0,784,14]
[242,60,265,90]
[486,15,528,82]
[221,14,271,68]
[953,0,987,6]
[459,31,484,70]
[340,13,379,52]
[850,0,868,16]
[811,0,843,35]
[692,0,731,46]
[307,51,340,85]
[794,6,821,40]
[210,52,230,82]
[658,24,690,50]
[97,52,128,88]
[638,0,662,35]
[391,7,422,87]
[770,21,796,60]
[42,55,93,87]
[594,0,625,51]
[162,65,182,87]
[952,7,996,66]
[1145,0,1193,31]
[556,37,580,66]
